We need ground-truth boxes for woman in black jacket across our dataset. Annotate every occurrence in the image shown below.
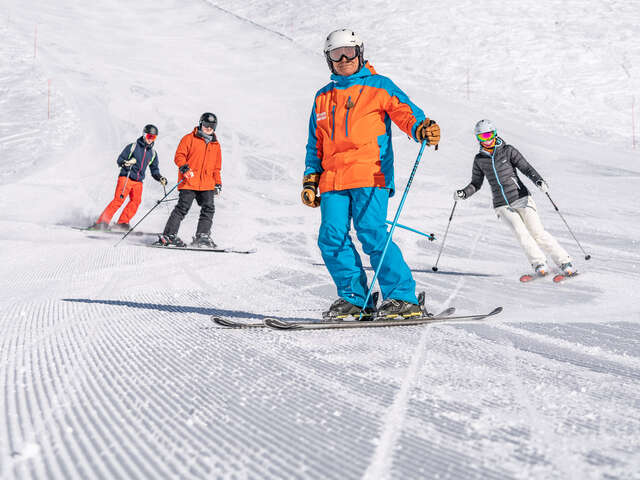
[454,119,575,279]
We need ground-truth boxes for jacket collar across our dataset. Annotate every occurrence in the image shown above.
[330,61,376,86]
[478,137,504,157]
[137,136,153,149]
[193,127,217,143]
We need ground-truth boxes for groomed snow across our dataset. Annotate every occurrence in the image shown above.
[1,1,639,479]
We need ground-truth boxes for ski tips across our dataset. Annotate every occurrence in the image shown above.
[212,316,236,327]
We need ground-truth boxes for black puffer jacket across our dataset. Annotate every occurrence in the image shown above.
[462,138,544,208]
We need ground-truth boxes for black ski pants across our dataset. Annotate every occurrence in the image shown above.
[163,189,215,236]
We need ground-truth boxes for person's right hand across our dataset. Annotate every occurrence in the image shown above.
[301,173,321,208]
[179,164,194,179]
[123,158,136,167]
[453,190,466,201]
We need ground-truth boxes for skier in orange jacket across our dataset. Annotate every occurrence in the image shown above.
[302,29,440,320]
[154,113,222,248]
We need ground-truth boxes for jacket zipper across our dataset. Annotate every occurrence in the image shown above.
[136,148,147,181]
[331,105,336,140]
[491,150,510,206]
[345,96,351,137]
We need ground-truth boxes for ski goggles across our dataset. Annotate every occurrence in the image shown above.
[476,130,496,142]
[327,46,359,62]
[145,133,157,141]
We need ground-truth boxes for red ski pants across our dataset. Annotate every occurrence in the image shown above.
[97,176,143,225]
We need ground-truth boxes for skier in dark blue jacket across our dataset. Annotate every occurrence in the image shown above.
[92,124,166,231]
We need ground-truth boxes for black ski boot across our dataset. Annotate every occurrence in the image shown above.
[88,222,109,231]
[153,234,186,247]
[191,233,217,248]
[112,223,130,232]
[322,292,378,320]
[375,299,422,319]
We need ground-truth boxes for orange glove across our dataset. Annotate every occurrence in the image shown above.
[416,119,440,147]
[301,173,321,208]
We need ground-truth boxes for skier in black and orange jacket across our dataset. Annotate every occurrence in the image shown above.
[92,124,166,231]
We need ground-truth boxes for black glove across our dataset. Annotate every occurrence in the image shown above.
[454,190,466,201]
[214,184,222,195]
[179,164,190,174]
[535,179,549,193]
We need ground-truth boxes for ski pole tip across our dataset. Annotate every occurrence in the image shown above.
[432,266,438,272]
[585,254,591,260]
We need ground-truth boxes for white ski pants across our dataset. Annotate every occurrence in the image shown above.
[495,196,571,268]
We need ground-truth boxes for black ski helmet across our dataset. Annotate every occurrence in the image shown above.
[199,112,217,131]
[143,124,158,136]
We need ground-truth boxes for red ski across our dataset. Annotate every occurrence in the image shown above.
[553,272,579,283]
[519,272,547,283]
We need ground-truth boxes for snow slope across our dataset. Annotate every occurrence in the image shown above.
[1,1,639,479]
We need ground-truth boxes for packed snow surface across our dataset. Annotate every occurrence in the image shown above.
[1,1,639,479]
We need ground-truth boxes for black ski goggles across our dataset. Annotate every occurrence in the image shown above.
[327,45,359,62]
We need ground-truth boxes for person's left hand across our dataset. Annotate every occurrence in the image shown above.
[214,184,222,196]
[159,176,167,186]
[416,119,440,146]
[536,180,549,193]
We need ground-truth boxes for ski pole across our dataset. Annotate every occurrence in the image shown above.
[114,179,183,247]
[161,184,172,211]
[385,220,435,241]
[360,141,428,319]
[545,192,591,260]
[119,168,132,199]
[432,201,457,272]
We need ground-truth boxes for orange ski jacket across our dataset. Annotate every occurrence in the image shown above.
[304,62,426,196]
[174,128,222,191]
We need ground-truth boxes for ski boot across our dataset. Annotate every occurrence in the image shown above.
[322,292,378,321]
[153,234,186,247]
[88,222,109,231]
[375,299,422,320]
[559,262,577,276]
[191,233,217,248]
[111,223,131,232]
[553,262,578,283]
[534,263,549,276]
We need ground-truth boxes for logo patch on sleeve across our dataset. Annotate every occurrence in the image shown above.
[316,111,327,121]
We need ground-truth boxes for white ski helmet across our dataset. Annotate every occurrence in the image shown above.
[474,119,497,136]
[323,29,364,73]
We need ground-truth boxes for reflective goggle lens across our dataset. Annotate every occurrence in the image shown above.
[145,133,157,141]
[476,131,496,142]
[328,46,358,62]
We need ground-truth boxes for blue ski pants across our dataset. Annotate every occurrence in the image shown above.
[318,187,418,307]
